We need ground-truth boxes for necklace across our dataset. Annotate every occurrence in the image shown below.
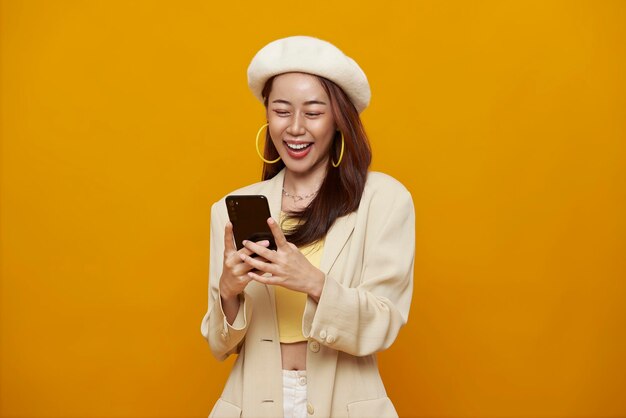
[282,187,319,202]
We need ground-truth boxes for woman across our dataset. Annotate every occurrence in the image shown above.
[201,35,415,418]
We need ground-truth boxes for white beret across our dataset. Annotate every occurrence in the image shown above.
[247,35,371,113]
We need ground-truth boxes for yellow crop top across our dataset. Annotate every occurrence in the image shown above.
[275,212,325,343]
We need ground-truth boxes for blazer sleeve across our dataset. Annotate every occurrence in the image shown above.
[200,201,253,361]
[302,185,415,357]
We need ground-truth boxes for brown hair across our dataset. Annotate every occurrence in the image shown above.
[260,74,372,247]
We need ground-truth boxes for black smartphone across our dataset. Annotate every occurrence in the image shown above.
[225,195,277,251]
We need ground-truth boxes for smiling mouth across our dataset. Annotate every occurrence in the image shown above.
[285,142,312,151]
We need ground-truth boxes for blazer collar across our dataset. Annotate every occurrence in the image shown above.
[264,169,356,275]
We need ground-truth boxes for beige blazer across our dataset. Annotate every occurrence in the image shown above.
[200,169,415,418]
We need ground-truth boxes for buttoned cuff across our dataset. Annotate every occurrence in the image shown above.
[302,273,338,345]
[217,290,250,344]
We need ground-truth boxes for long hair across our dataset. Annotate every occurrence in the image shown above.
[260,74,372,247]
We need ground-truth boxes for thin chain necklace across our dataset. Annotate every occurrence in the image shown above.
[282,187,319,202]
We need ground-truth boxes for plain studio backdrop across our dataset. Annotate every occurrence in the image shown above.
[1,1,625,417]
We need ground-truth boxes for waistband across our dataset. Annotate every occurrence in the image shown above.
[282,369,307,377]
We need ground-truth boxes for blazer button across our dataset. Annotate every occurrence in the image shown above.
[309,340,320,353]
[307,401,314,415]
[326,334,335,344]
[220,331,228,341]
[319,330,327,339]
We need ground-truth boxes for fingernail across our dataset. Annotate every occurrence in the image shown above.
[268,218,275,225]
[259,240,270,246]
[239,253,246,261]
[242,240,248,245]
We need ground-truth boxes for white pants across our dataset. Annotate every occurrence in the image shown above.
[282,369,307,418]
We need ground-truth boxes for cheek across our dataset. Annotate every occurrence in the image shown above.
[267,124,283,146]
[317,125,337,149]
[267,115,285,135]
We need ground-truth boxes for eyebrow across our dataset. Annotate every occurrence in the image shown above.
[271,99,327,106]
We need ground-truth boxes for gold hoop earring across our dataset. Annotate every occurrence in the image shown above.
[332,131,345,168]
[255,123,281,164]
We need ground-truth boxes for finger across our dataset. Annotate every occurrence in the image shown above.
[267,217,289,248]
[230,255,270,276]
[223,222,237,254]
[227,255,255,275]
[240,252,276,275]
[238,240,270,257]
[237,274,253,285]
[247,270,278,285]
[226,242,271,276]
[242,239,277,262]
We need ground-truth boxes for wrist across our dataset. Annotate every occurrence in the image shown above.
[308,270,325,303]
[219,285,239,302]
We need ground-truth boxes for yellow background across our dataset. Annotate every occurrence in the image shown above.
[1,1,625,417]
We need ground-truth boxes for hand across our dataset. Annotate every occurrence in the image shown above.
[240,217,325,301]
[219,221,270,301]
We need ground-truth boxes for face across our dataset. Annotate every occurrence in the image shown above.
[266,72,337,177]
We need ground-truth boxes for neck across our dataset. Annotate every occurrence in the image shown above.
[283,165,327,196]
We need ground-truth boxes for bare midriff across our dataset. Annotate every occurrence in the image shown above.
[281,341,307,370]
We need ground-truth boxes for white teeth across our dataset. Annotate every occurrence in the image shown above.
[286,142,311,150]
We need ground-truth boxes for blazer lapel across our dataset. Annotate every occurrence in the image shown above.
[320,211,356,274]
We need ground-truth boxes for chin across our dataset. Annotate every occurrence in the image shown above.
[283,159,329,177]
[282,161,313,174]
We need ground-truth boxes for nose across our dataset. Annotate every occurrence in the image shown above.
[286,112,306,137]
